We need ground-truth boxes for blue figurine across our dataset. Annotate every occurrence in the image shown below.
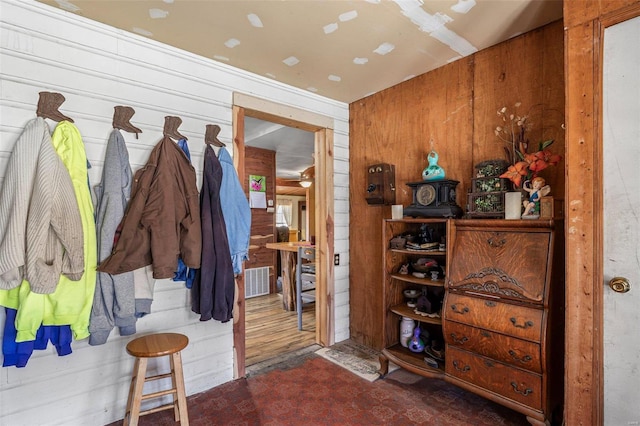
[408,324,426,353]
[422,150,445,181]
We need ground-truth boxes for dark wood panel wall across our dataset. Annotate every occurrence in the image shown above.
[348,20,565,350]
[244,146,277,293]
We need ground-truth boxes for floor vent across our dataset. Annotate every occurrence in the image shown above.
[245,267,270,299]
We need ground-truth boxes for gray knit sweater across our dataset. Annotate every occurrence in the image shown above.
[0,117,84,293]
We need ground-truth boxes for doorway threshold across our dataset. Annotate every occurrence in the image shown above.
[245,344,322,378]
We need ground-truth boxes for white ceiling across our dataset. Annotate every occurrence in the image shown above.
[36,0,563,179]
[244,116,314,180]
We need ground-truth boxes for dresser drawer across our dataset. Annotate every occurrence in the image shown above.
[448,229,551,303]
[444,321,542,373]
[444,293,543,342]
[446,346,542,410]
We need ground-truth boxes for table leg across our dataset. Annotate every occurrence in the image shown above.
[280,251,296,311]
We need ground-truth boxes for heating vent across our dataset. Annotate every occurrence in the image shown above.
[245,267,270,299]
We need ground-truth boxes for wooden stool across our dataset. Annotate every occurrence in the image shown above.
[123,333,189,426]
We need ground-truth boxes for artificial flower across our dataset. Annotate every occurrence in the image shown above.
[495,103,562,187]
[500,161,529,188]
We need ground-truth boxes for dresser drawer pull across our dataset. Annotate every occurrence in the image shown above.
[511,382,533,396]
[487,235,506,248]
[484,300,496,307]
[509,350,533,364]
[450,333,468,345]
[484,360,495,368]
[481,331,491,338]
[453,361,470,373]
[510,318,534,329]
[451,304,469,315]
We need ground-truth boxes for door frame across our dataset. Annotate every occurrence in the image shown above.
[564,3,640,424]
[231,93,335,378]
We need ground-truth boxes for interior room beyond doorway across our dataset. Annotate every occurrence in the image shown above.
[243,116,316,367]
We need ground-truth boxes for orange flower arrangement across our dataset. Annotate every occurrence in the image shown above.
[494,102,562,188]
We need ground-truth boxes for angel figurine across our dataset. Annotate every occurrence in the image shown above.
[522,177,551,217]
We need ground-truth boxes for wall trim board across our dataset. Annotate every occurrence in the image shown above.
[233,92,335,130]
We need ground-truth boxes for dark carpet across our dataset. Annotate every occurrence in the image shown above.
[117,351,529,425]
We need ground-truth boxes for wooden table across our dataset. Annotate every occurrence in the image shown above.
[265,241,314,311]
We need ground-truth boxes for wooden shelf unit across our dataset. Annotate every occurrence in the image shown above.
[380,218,449,378]
[380,344,445,379]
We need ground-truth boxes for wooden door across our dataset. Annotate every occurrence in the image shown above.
[603,15,640,424]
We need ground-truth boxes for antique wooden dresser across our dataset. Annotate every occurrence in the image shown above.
[443,219,564,426]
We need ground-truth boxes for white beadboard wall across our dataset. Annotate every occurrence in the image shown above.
[0,1,350,425]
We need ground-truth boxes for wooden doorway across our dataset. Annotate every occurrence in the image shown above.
[231,93,335,378]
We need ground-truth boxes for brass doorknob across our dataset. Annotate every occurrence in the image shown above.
[608,277,630,293]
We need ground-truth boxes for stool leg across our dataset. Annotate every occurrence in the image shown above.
[123,358,138,426]
[169,354,179,421]
[171,351,189,425]
[125,357,147,426]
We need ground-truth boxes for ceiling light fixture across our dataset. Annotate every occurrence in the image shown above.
[299,165,315,188]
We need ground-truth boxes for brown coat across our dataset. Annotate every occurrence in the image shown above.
[98,136,201,278]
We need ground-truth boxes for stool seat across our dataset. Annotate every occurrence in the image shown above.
[126,333,188,358]
[124,333,189,426]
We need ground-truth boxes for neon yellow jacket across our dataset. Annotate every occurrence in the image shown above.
[7,121,97,342]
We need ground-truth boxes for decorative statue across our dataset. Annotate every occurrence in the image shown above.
[522,177,551,217]
[422,150,445,181]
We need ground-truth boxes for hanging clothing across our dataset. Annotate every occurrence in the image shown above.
[218,147,251,275]
[172,138,197,288]
[4,121,97,343]
[98,136,202,278]
[191,146,234,322]
[2,308,72,368]
[89,129,136,346]
[0,117,83,292]
[133,266,154,318]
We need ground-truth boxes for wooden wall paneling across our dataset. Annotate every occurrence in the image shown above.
[348,21,564,351]
[244,146,277,293]
[349,93,392,349]
[541,21,566,202]
[438,59,475,199]
[472,21,565,193]
[348,58,474,349]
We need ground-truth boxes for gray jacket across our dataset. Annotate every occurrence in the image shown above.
[89,129,136,345]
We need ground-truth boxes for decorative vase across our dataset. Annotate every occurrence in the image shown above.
[422,150,445,181]
[408,324,426,353]
[400,317,414,348]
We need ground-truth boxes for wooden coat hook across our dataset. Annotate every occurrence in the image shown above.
[163,116,187,140]
[36,91,74,123]
[204,124,225,147]
[113,106,142,138]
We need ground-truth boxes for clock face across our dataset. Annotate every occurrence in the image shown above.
[416,184,436,206]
